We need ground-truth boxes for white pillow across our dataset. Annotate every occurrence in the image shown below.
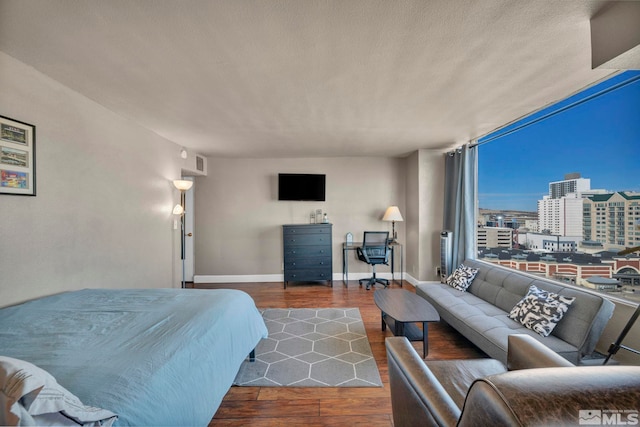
[446,264,479,291]
[508,285,576,337]
[0,356,117,427]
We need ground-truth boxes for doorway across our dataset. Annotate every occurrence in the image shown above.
[183,177,195,283]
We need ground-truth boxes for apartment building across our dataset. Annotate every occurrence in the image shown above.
[584,191,640,251]
[548,173,591,199]
[538,194,585,236]
[537,173,603,237]
[477,226,513,248]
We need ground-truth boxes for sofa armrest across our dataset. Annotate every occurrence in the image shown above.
[507,334,574,370]
[386,337,460,427]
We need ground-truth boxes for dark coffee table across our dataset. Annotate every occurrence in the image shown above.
[373,289,440,358]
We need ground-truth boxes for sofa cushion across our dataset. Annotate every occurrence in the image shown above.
[509,285,576,337]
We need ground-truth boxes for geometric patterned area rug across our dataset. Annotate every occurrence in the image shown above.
[233,308,382,387]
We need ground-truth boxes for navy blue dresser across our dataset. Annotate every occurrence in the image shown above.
[282,224,333,288]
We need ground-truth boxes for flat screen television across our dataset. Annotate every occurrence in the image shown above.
[278,173,326,201]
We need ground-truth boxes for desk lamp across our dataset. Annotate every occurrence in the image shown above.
[383,206,403,241]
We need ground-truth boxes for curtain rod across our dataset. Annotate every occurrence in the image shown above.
[470,72,640,148]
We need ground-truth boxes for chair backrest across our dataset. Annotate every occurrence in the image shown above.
[363,231,389,247]
[359,231,390,265]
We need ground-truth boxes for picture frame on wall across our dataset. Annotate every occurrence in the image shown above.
[0,115,36,196]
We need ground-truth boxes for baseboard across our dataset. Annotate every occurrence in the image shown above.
[194,274,284,283]
[193,272,442,286]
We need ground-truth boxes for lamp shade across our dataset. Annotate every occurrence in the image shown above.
[173,179,193,191]
[172,204,184,215]
[382,206,403,222]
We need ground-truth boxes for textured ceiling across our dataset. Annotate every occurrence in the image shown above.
[0,0,615,157]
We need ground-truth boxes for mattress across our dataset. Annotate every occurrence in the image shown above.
[0,288,268,426]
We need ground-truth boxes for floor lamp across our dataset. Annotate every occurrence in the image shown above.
[173,179,193,288]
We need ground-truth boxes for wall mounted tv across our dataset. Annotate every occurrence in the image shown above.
[278,174,326,201]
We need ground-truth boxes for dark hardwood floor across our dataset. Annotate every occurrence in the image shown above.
[193,280,486,426]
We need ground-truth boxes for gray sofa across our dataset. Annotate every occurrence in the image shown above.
[416,259,615,364]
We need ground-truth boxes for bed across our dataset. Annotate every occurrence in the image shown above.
[0,288,268,426]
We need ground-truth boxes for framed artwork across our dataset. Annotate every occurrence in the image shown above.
[0,115,36,196]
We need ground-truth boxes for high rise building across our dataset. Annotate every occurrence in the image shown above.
[538,194,585,236]
[538,173,591,237]
[583,191,640,250]
[548,173,591,199]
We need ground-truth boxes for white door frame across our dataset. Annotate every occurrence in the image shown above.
[184,177,195,282]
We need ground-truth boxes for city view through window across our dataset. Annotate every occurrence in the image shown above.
[477,71,640,303]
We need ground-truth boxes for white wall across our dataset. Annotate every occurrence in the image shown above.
[193,157,407,280]
[0,52,185,307]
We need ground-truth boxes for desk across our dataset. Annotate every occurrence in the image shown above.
[342,241,403,286]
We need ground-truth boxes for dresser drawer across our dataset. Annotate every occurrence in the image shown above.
[283,225,331,236]
[284,268,332,282]
[283,234,331,246]
[284,246,331,258]
[284,256,331,269]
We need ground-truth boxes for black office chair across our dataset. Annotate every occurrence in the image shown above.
[357,231,390,290]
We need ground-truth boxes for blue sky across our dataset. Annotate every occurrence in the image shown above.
[478,70,640,212]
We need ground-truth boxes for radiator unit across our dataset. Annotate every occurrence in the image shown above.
[440,231,453,283]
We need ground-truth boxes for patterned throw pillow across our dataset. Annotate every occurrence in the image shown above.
[509,285,576,337]
[446,264,478,292]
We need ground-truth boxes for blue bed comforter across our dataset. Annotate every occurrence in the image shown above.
[0,288,268,426]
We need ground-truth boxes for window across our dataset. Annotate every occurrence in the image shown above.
[477,71,640,303]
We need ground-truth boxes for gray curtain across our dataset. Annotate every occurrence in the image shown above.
[443,144,477,268]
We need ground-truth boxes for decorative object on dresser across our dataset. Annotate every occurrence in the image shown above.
[282,223,333,288]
